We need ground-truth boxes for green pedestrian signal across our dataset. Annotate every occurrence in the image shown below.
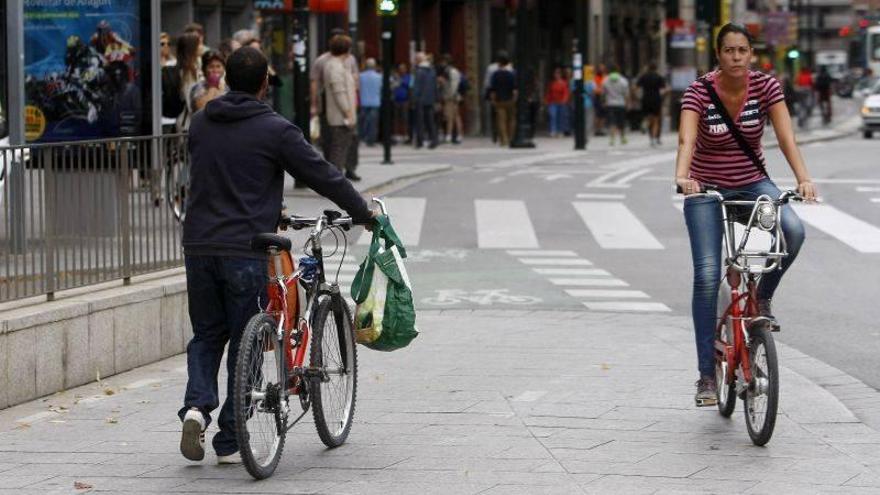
[787,48,800,59]
[377,0,399,16]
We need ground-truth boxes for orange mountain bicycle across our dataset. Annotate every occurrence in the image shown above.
[232,200,383,479]
[689,186,802,446]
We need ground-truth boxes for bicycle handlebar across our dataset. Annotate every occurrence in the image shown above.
[676,183,804,204]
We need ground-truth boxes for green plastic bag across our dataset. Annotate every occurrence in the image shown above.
[351,215,418,351]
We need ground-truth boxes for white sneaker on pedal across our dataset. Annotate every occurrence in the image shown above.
[180,408,206,461]
[217,451,242,465]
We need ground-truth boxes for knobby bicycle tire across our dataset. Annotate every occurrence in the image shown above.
[234,312,287,479]
[310,295,358,448]
[744,325,779,446]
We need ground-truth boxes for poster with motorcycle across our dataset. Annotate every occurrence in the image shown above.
[24,0,146,142]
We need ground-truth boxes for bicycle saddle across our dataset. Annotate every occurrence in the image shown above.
[251,233,292,252]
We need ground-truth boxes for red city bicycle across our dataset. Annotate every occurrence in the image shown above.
[232,200,383,479]
[688,186,802,446]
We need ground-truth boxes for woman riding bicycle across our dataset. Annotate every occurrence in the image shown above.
[674,23,818,406]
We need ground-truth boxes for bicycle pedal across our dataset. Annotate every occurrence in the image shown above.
[695,397,718,407]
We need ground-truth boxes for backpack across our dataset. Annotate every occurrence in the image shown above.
[458,74,471,96]
[161,66,185,119]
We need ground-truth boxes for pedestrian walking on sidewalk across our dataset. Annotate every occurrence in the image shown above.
[358,58,382,146]
[178,47,373,464]
[815,66,833,125]
[603,64,629,146]
[674,23,817,406]
[489,53,517,147]
[412,52,439,149]
[545,67,571,138]
[391,62,411,143]
[321,35,359,176]
[637,62,668,146]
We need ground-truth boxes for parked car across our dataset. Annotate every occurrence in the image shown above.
[861,83,880,139]
[854,76,880,100]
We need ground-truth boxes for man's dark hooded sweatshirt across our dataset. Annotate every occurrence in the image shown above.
[183,91,371,257]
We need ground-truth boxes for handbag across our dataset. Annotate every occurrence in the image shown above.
[699,79,768,177]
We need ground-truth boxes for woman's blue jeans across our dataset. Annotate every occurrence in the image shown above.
[683,178,805,377]
[548,103,565,135]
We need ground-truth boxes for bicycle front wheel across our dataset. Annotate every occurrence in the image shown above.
[234,312,287,479]
[310,295,358,448]
[744,325,779,446]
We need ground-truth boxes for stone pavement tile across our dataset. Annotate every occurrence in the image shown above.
[28,475,189,493]
[511,402,616,419]
[356,398,482,414]
[323,480,492,495]
[598,405,705,422]
[10,462,163,478]
[477,484,584,495]
[0,451,117,464]
[744,481,880,495]
[844,471,880,488]
[0,474,56,489]
[170,478,340,494]
[579,474,759,495]
[561,451,715,478]
[693,456,867,485]
[387,456,549,473]
[546,440,656,463]
[523,415,656,431]
[0,463,18,473]
[366,411,522,427]
[801,422,880,444]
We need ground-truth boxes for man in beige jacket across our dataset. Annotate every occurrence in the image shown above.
[321,35,357,174]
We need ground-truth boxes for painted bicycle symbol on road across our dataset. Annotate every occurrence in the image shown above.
[421,289,541,306]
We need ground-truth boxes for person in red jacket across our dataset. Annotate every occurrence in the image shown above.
[545,67,571,137]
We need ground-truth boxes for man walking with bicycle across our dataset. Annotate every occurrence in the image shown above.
[178,46,373,464]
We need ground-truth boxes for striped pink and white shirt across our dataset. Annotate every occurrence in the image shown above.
[681,70,786,188]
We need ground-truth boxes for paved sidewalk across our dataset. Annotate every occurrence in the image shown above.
[2,310,880,494]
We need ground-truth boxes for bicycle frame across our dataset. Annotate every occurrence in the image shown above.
[706,189,795,391]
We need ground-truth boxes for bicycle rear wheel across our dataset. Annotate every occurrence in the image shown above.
[234,312,287,479]
[744,325,779,446]
[310,295,357,448]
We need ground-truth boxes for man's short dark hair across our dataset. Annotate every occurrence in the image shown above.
[225,47,268,94]
[184,22,204,38]
[329,35,352,56]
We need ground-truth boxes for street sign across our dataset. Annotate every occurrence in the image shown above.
[670,33,696,49]
[376,0,398,16]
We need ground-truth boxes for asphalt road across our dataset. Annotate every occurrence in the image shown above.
[288,114,880,393]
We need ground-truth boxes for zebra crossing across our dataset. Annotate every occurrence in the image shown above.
[507,250,671,312]
[355,195,880,254]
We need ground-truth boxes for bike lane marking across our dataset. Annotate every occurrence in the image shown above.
[565,289,650,299]
[793,203,880,253]
[548,278,629,287]
[506,249,578,257]
[518,258,594,266]
[532,268,611,276]
[583,301,672,312]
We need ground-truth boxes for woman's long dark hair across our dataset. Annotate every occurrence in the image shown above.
[715,23,754,50]
[176,32,201,85]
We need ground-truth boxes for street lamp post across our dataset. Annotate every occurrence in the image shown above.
[573,0,588,150]
[378,0,399,165]
[292,0,310,142]
[510,0,535,149]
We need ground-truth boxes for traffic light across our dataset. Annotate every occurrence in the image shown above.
[787,48,800,59]
[376,0,398,16]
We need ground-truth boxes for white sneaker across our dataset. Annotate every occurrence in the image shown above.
[217,451,242,464]
[180,408,206,461]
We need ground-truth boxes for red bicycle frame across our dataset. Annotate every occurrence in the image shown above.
[265,252,309,396]
[715,268,760,386]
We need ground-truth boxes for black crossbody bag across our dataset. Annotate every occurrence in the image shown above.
[699,79,769,178]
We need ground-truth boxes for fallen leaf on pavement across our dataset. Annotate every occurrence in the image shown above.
[74,480,93,490]
[105,417,118,424]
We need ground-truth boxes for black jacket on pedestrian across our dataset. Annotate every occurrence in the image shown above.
[412,65,437,106]
[183,91,371,258]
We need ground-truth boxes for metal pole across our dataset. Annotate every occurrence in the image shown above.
[381,16,394,164]
[7,0,27,254]
[573,0,586,150]
[348,0,359,58]
[293,0,311,140]
[510,0,535,148]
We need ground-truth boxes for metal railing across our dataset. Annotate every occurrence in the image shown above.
[0,134,190,302]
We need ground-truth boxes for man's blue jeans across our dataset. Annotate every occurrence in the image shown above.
[178,255,266,456]
[683,178,805,377]
[359,107,380,145]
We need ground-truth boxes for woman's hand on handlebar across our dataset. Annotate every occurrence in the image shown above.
[797,180,818,202]
[676,177,703,195]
